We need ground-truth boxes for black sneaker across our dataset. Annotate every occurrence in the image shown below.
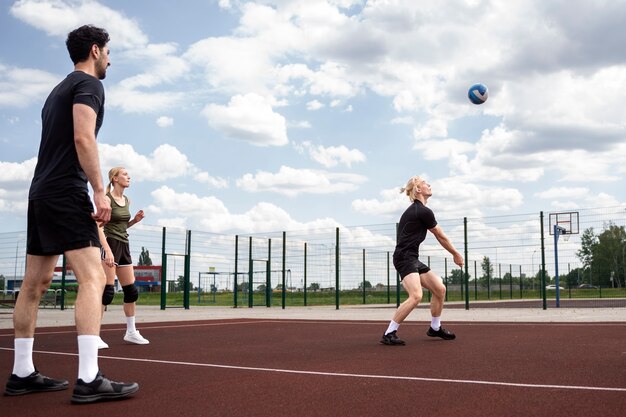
[5,370,69,396]
[380,330,405,345]
[71,371,138,404]
[427,326,456,340]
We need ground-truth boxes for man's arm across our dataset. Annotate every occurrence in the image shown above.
[428,225,464,267]
[73,103,111,223]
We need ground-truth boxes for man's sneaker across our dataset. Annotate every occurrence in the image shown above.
[97,337,109,349]
[124,330,149,345]
[427,326,456,340]
[71,371,138,404]
[5,370,69,396]
[380,330,405,345]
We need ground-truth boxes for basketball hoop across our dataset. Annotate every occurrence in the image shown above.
[562,234,570,242]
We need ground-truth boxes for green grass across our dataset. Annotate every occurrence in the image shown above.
[45,287,626,309]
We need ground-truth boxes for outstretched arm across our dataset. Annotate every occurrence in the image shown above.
[428,225,464,267]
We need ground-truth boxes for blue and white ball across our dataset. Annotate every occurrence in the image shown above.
[468,83,488,105]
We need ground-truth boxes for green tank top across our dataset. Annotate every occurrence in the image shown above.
[103,193,131,243]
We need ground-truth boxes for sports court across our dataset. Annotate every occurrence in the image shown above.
[1,306,624,416]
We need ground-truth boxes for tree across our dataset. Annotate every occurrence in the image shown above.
[309,282,320,292]
[480,256,494,284]
[577,223,626,288]
[358,280,372,290]
[138,247,153,266]
[448,269,465,285]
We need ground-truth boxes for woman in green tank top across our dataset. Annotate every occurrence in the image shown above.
[96,167,149,348]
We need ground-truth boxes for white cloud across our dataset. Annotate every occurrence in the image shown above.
[202,93,288,147]
[300,141,366,168]
[10,0,148,49]
[0,157,36,214]
[100,143,227,190]
[0,64,59,108]
[193,172,228,189]
[156,116,173,127]
[149,185,339,233]
[306,100,324,110]
[236,166,367,196]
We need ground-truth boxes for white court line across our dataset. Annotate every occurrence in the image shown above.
[0,347,624,393]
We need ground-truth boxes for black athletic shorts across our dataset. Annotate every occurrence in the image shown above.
[27,192,101,256]
[393,253,431,280]
[105,237,133,266]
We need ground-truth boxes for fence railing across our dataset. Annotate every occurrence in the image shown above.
[1,206,625,310]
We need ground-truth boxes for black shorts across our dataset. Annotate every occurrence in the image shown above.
[393,254,431,280]
[105,237,132,266]
[27,193,101,256]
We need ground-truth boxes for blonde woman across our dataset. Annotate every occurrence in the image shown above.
[98,167,149,347]
[380,176,464,346]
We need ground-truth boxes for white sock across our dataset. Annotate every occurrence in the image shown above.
[126,316,136,333]
[13,338,35,377]
[77,335,99,383]
[385,320,400,335]
[431,316,441,331]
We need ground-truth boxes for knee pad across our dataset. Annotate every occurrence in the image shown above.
[102,284,115,306]
[122,284,139,303]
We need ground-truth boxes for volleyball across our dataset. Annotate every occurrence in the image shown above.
[468,83,488,105]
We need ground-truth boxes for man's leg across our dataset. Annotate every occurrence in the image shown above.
[420,271,455,340]
[13,255,59,339]
[5,255,69,396]
[392,273,423,323]
[65,246,139,404]
[65,247,105,383]
[381,274,423,345]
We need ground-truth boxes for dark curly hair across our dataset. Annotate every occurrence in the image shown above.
[65,25,110,64]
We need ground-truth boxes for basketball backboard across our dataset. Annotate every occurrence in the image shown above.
[548,212,579,235]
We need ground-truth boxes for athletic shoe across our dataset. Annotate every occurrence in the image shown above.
[5,370,69,396]
[71,371,139,404]
[379,330,405,346]
[123,330,149,345]
[427,326,456,340]
[97,337,109,350]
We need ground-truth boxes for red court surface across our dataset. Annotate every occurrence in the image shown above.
[1,319,625,417]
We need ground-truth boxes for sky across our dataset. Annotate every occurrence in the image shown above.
[1,0,626,237]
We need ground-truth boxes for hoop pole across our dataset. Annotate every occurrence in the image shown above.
[554,225,562,308]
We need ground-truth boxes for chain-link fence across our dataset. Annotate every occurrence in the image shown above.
[1,206,625,309]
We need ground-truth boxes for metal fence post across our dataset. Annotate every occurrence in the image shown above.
[234,235,238,308]
[540,211,547,310]
[464,217,469,310]
[335,227,340,310]
[183,230,191,310]
[160,227,167,310]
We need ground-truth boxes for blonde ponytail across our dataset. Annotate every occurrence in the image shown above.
[400,176,423,202]
[106,166,124,195]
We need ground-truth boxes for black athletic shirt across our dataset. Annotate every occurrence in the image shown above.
[393,200,437,258]
[29,71,105,200]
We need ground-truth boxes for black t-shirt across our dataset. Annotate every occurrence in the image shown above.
[394,200,437,258]
[29,71,105,200]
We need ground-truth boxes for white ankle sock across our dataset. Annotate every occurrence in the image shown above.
[126,316,136,333]
[385,320,400,335]
[77,335,99,383]
[13,338,35,377]
[431,316,441,331]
